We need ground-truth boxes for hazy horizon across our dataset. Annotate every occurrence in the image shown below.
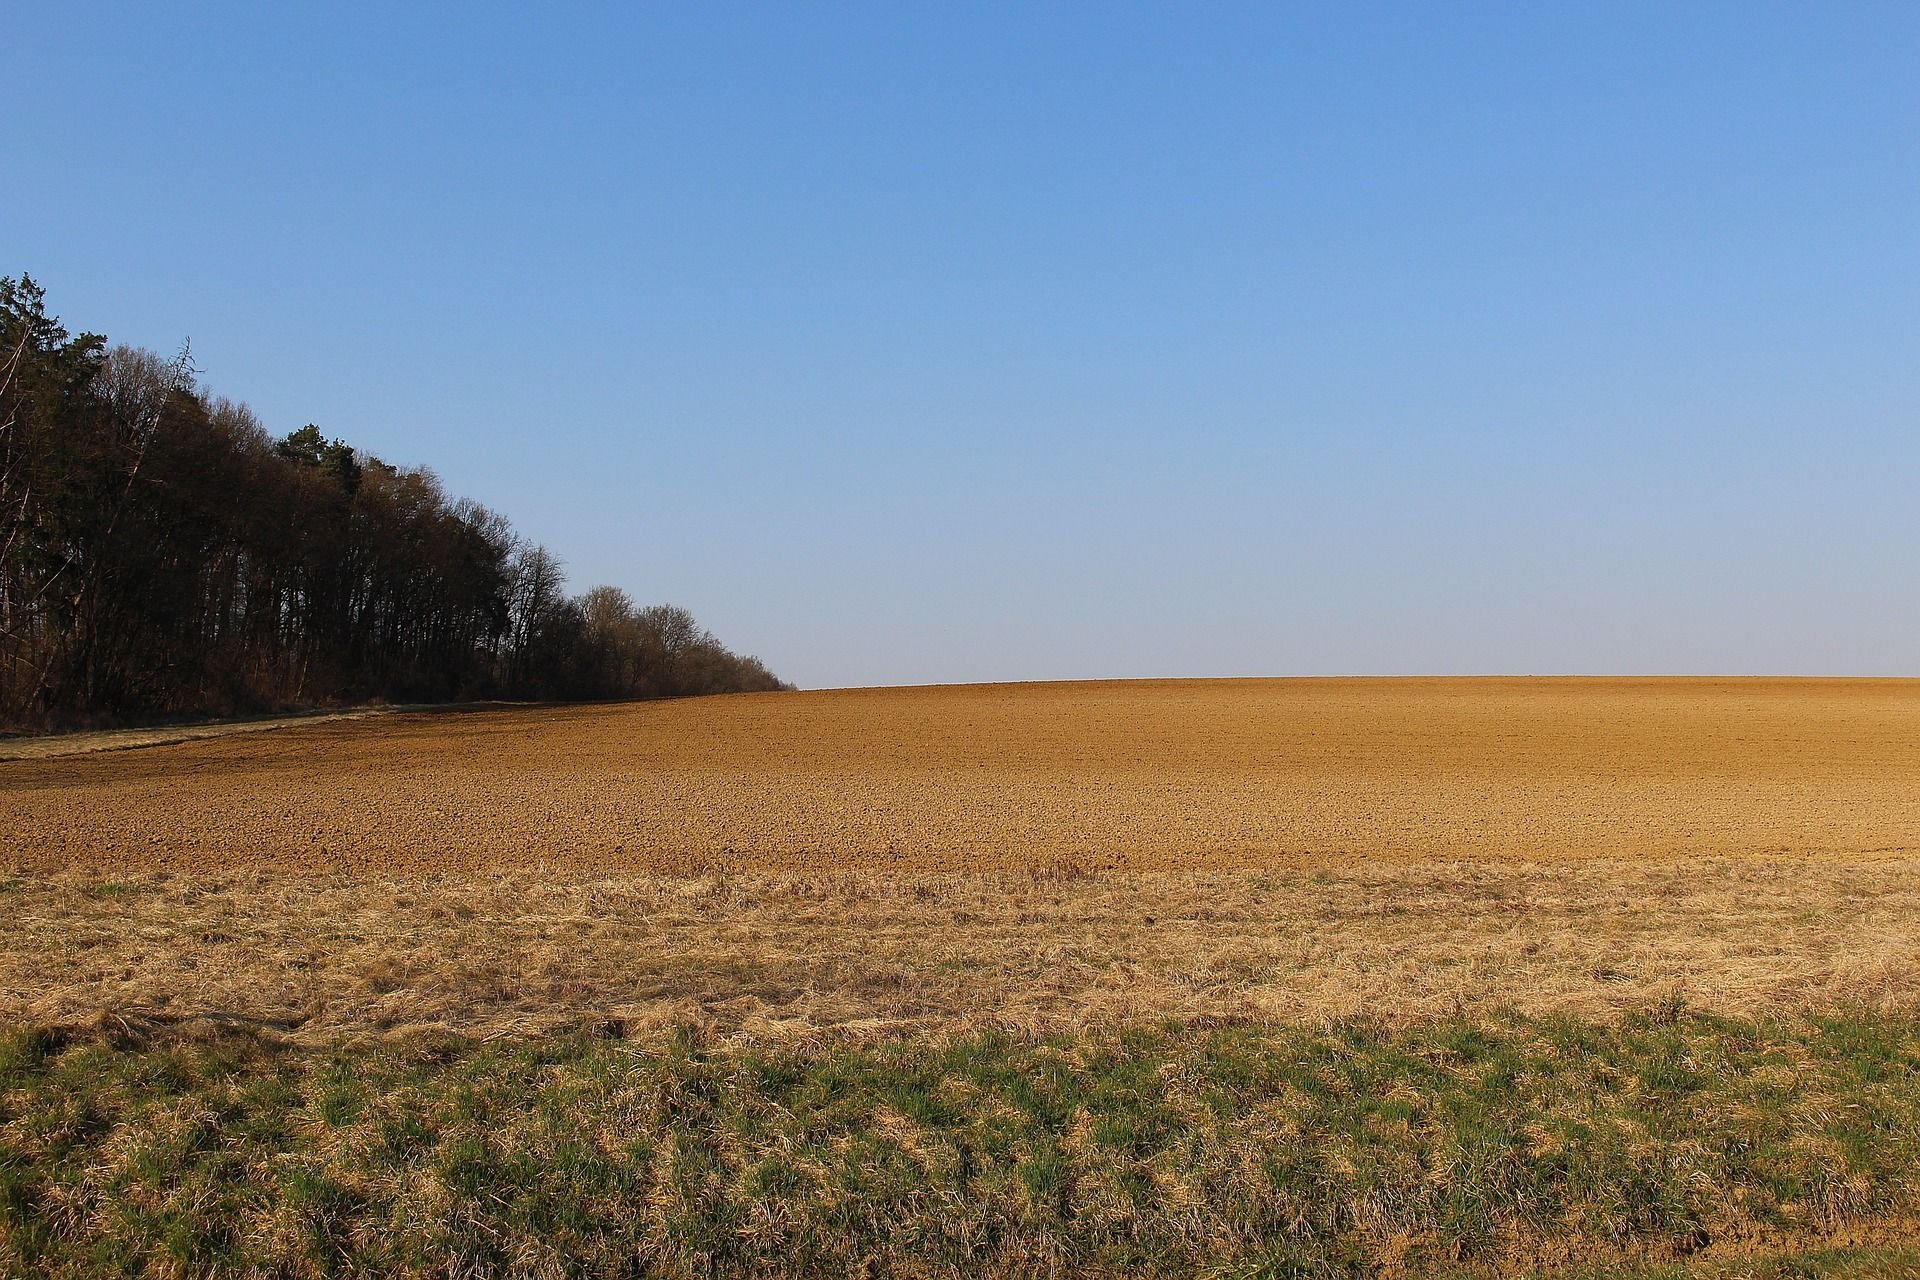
[780,674,1920,694]
[9,4,1916,688]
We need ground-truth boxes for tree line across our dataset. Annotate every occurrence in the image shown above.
[0,275,788,731]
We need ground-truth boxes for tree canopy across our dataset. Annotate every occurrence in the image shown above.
[0,276,788,730]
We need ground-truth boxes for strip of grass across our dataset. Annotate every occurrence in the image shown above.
[1574,1245,1920,1278]
[2,1009,1918,1277]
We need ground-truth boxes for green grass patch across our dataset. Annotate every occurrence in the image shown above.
[75,879,154,901]
[1,1010,1918,1276]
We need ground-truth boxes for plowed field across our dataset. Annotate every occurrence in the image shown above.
[8,678,1920,1042]
[5,678,1919,877]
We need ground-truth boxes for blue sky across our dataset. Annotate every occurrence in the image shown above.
[6,4,1916,687]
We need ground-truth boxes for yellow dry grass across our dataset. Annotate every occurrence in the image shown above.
[3,857,1917,1044]
[4,677,1919,1042]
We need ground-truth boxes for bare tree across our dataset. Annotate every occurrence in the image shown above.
[0,276,788,728]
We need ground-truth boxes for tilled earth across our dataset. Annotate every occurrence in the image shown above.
[6,677,1920,1041]
[5,677,1919,877]
[10,678,1920,1278]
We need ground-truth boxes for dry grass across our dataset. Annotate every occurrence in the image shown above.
[6,676,1920,1045]
[9,679,1920,1275]
[9,1008,1920,1277]
[6,854,1918,1045]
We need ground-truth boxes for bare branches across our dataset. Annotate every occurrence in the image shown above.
[1,278,784,730]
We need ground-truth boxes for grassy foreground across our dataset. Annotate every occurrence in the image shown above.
[4,1009,1920,1277]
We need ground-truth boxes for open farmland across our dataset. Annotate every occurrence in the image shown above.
[8,677,1920,1277]
[7,676,1920,877]
[5,677,1920,1043]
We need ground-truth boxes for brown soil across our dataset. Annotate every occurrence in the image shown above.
[8,678,1919,1042]
[4,677,1919,877]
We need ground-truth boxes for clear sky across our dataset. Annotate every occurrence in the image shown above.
[6,4,1916,688]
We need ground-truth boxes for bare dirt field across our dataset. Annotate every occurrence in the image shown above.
[6,677,1919,877]
[5,677,1920,1042]
[11,679,1920,1276]
[11,675,1920,1043]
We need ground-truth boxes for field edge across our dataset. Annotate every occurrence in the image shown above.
[6,1007,1920,1277]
